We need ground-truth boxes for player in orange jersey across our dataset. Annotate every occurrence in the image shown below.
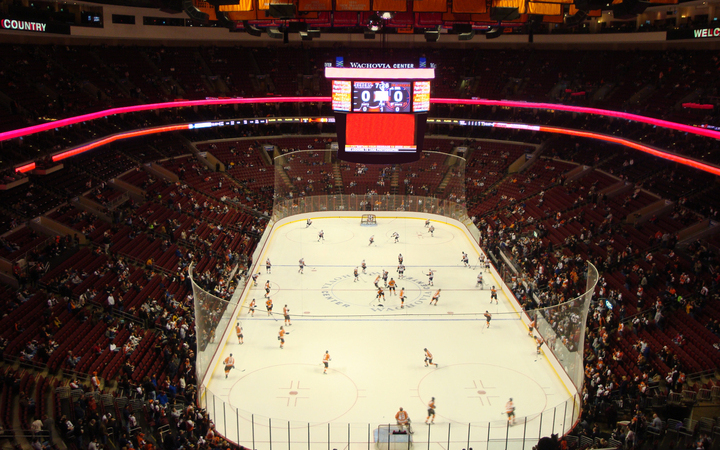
[322,350,331,374]
[223,354,235,378]
[505,399,516,425]
[249,299,256,316]
[376,287,385,301]
[353,267,359,282]
[395,407,413,433]
[484,311,492,328]
[425,397,436,424]
[388,278,396,295]
[374,275,381,289]
[283,305,292,326]
[399,288,406,308]
[266,298,273,316]
[424,348,438,368]
[264,281,271,298]
[278,326,286,349]
[430,289,441,306]
[490,286,498,304]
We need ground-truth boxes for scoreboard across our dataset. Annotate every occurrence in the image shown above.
[326,66,434,164]
[351,81,411,113]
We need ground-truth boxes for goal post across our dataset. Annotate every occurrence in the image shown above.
[374,425,413,450]
[360,214,377,226]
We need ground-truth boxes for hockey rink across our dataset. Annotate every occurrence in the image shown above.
[204,215,577,450]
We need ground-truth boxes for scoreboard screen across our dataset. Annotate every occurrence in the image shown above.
[331,80,351,112]
[345,114,416,153]
[412,81,430,112]
[351,81,411,113]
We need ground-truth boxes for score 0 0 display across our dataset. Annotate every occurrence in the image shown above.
[352,81,411,113]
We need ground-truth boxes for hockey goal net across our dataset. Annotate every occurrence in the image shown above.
[360,214,377,226]
[374,425,412,450]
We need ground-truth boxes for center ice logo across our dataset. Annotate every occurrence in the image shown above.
[320,273,431,311]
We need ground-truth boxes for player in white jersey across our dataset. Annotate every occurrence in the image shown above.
[361,260,367,273]
[318,230,324,242]
[425,219,430,228]
[368,235,375,246]
[265,258,272,274]
[428,225,435,237]
[392,232,399,243]
[426,269,434,286]
[397,264,405,278]
[353,267,359,282]
[476,272,484,288]
[251,272,259,286]
[461,252,469,267]
[398,253,403,264]
[382,270,389,286]
[306,218,312,227]
[298,258,305,274]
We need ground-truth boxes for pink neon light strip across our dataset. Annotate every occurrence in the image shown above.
[0,97,330,143]
[539,126,720,176]
[15,162,36,173]
[3,96,720,143]
[52,125,189,162]
[431,98,720,141]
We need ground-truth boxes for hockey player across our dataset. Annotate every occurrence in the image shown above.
[251,272,260,287]
[249,298,256,316]
[223,354,235,378]
[265,281,271,298]
[397,264,405,279]
[399,287,406,308]
[476,272,484,288]
[376,287,385,301]
[322,351,331,374]
[236,323,243,344]
[374,275,381,289]
[265,258,272,274]
[392,232,399,243]
[388,278,397,295]
[353,267,359,282]
[318,230,324,242]
[398,253,404,264]
[278,326,286,349]
[298,258,305,274]
[461,252,469,267]
[283,305,292,326]
[306,218,312,227]
[428,225,435,237]
[361,260,367,274]
[505,399,516,425]
[430,289,441,306]
[425,398,436,424]
[490,286,498,304]
[426,269,434,286]
[382,269,389,286]
[484,311,492,328]
[396,408,413,434]
[424,348,438,368]
[368,235,375,246]
[266,298,273,316]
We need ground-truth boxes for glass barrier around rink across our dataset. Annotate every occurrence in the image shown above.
[271,149,475,236]
[200,383,580,450]
[517,262,598,392]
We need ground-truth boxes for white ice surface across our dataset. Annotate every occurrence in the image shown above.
[204,217,575,450]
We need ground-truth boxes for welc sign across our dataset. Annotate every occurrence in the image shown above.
[1,18,47,32]
[667,26,720,40]
[693,27,720,38]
